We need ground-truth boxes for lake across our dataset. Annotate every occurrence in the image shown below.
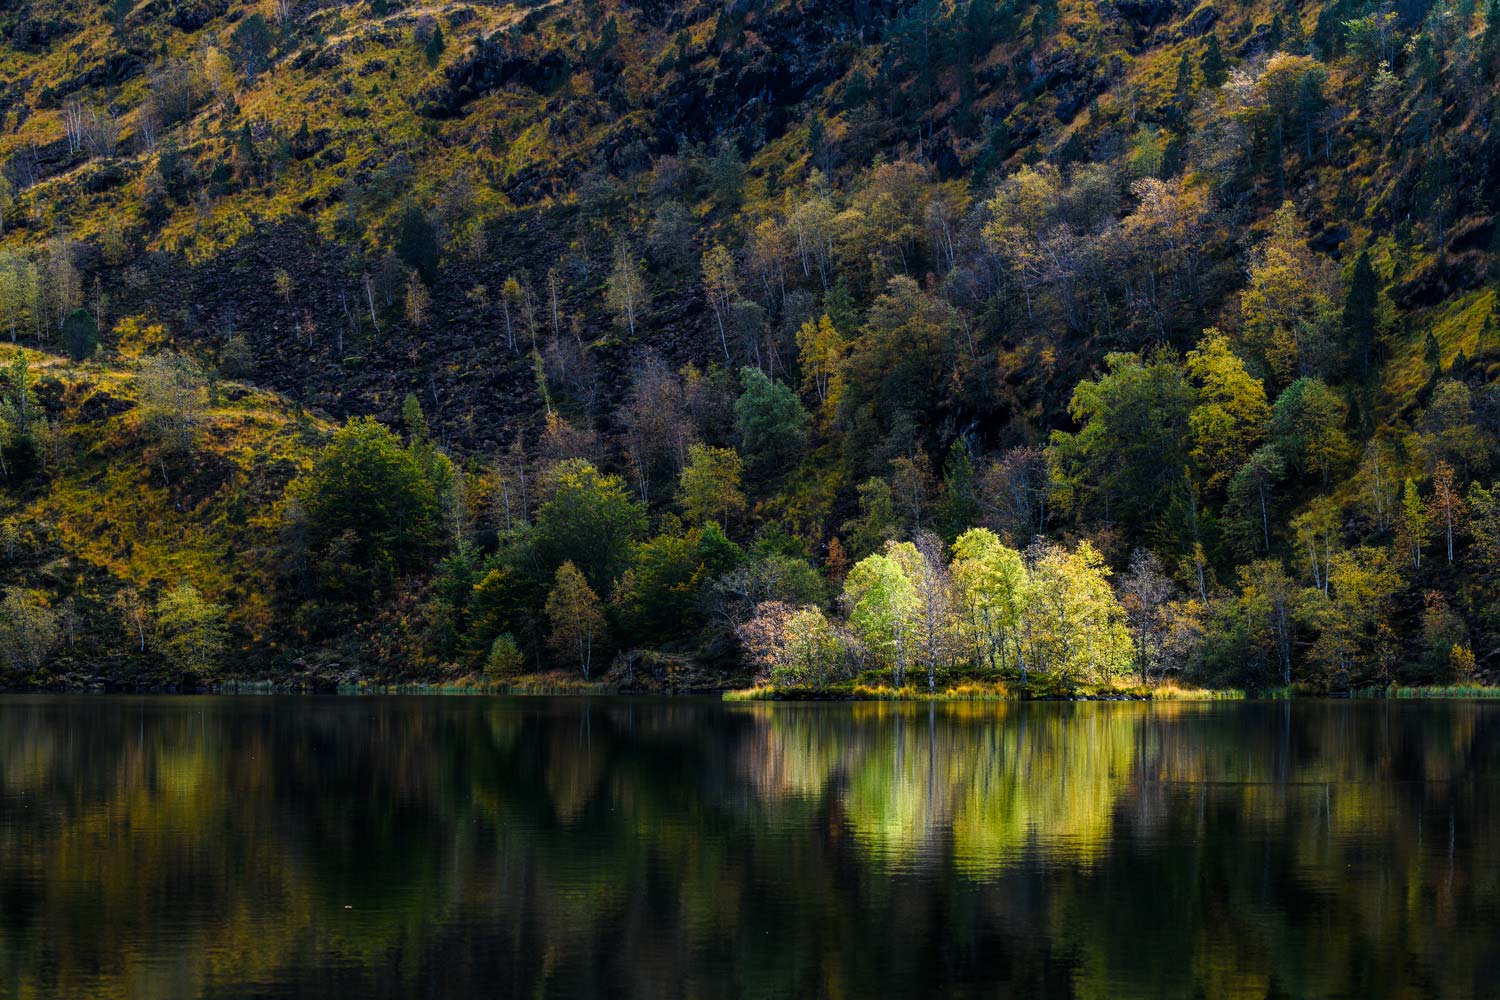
[1,696,1498,998]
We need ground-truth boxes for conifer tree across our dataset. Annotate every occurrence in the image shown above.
[1201,33,1228,88]
[1343,251,1378,382]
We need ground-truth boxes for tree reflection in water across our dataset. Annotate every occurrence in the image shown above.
[0,696,1497,998]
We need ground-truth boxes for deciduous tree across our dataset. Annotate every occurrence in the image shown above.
[679,444,746,528]
[1186,331,1269,491]
[607,242,647,337]
[545,561,605,678]
[153,585,228,676]
[950,527,1027,676]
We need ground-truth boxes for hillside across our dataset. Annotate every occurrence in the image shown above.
[0,342,327,685]
[2,0,1500,690]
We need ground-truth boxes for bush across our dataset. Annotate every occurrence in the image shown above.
[484,633,526,680]
[220,335,255,378]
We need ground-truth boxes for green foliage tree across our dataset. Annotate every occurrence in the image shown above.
[1020,540,1132,681]
[1270,378,1350,483]
[841,477,902,558]
[0,587,59,675]
[612,521,741,642]
[1300,546,1401,687]
[840,277,959,471]
[1239,203,1340,387]
[886,534,956,692]
[484,633,525,680]
[950,528,1028,676]
[1227,444,1287,554]
[840,550,918,687]
[710,546,827,629]
[1237,560,1296,686]
[291,417,444,600]
[153,585,229,677]
[228,13,273,82]
[112,587,151,653]
[138,352,205,457]
[794,313,846,420]
[533,459,647,592]
[61,309,97,362]
[0,352,38,475]
[734,367,808,475]
[1400,478,1430,569]
[1050,352,1194,532]
[678,444,746,528]
[1423,379,1488,478]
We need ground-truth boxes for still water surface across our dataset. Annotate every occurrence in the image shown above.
[1,696,1498,998]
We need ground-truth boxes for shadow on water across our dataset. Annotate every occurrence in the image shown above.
[1,695,1499,998]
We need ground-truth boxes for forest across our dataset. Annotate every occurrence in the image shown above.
[1,0,1500,693]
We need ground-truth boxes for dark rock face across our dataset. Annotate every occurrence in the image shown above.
[3,9,81,50]
[417,36,570,117]
[64,53,147,94]
[166,0,231,32]
[78,390,136,424]
[1447,216,1494,256]
[421,0,878,153]
[1112,0,1177,28]
[1179,4,1219,37]
[653,0,870,149]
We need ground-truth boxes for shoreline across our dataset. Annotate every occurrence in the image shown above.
[7,678,1500,702]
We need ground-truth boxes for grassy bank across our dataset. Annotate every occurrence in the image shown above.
[1388,685,1500,699]
[724,678,1248,703]
[333,675,614,696]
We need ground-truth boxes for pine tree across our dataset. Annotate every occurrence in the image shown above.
[394,204,439,281]
[424,22,446,66]
[61,309,98,362]
[1268,13,1284,51]
[1201,33,1228,88]
[1031,0,1058,43]
[1172,50,1196,118]
[1343,250,1378,382]
[939,439,980,540]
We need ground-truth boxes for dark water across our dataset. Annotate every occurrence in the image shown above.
[1,697,1499,999]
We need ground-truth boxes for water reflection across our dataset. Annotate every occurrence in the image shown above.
[1,696,1498,998]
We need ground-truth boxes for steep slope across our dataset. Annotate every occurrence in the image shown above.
[0,341,327,685]
[3,0,1500,689]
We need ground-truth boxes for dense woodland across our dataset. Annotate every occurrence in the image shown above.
[2,0,1500,691]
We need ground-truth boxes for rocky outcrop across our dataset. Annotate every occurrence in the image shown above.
[416,35,570,118]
